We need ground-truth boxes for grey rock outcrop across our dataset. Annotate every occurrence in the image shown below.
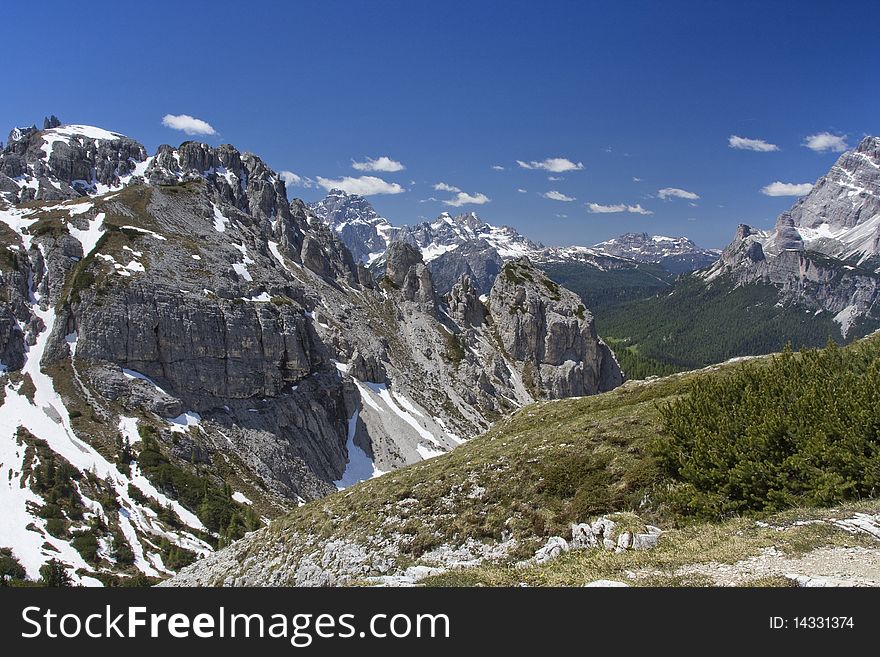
[448,274,486,328]
[533,536,569,564]
[489,259,623,397]
[383,241,437,310]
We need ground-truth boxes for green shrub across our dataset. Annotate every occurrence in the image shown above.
[654,340,880,519]
[136,434,260,537]
[111,532,135,566]
[39,559,72,587]
[45,517,69,538]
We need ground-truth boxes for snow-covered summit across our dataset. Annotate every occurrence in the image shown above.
[308,189,396,263]
[0,118,147,202]
[402,210,543,262]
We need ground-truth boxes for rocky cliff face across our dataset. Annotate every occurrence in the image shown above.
[0,119,620,584]
[0,123,148,202]
[489,259,623,397]
[703,136,880,337]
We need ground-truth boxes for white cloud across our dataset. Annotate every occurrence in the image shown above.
[351,156,405,172]
[627,204,653,215]
[517,188,528,193]
[516,157,584,173]
[555,213,568,218]
[632,177,642,182]
[760,181,814,196]
[803,132,849,153]
[542,190,575,202]
[491,164,505,171]
[419,197,439,203]
[547,175,563,181]
[587,202,654,215]
[433,182,461,193]
[279,171,315,188]
[316,175,405,195]
[658,187,700,200]
[161,113,216,135]
[588,203,625,213]
[728,135,779,152]
[443,192,490,207]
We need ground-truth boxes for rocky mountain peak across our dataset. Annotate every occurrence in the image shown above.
[488,258,623,397]
[704,135,880,337]
[308,189,394,264]
[383,241,437,310]
[0,120,148,203]
[447,274,486,328]
[778,134,880,242]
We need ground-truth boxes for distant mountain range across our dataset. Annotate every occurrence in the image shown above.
[309,190,716,293]
[311,136,880,375]
[593,232,720,274]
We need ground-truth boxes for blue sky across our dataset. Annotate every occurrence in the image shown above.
[3,0,878,248]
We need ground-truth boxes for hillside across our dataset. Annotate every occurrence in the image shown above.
[598,274,850,371]
[166,333,880,587]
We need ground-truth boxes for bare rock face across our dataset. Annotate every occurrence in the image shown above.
[448,274,486,328]
[786,136,880,234]
[488,259,622,397]
[704,136,880,338]
[384,241,437,310]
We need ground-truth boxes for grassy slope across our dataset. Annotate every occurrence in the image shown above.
[266,369,689,559]
[245,334,880,586]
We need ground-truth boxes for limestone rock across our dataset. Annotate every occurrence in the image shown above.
[570,523,598,549]
[534,536,570,564]
[583,580,630,587]
[632,533,660,551]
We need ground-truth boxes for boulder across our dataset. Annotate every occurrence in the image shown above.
[534,536,569,564]
[632,533,660,551]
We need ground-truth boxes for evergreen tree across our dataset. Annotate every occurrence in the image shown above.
[0,548,27,585]
[39,559,72,587]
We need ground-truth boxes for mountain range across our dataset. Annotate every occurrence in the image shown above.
[309,189,716,296]
[0,119,620,584]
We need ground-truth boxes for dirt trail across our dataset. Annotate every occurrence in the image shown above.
[675,545,880,587]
